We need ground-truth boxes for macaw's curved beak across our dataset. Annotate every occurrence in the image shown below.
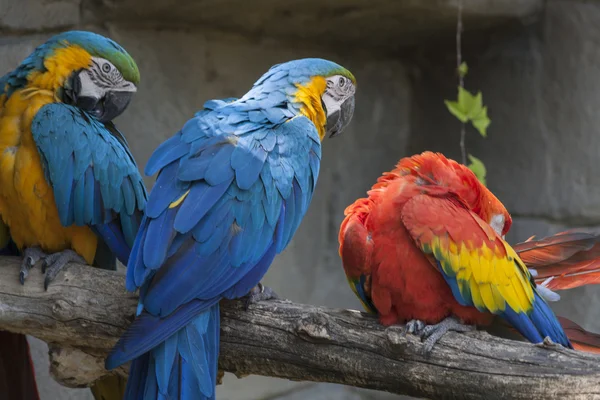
[88,90,135,123]
[327,95,355,138]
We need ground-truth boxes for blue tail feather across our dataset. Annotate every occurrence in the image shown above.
[118,305,220,400]
[124,352,150,400]
[501,291,572,348]
[106,298,220,370]
[529,292,572,347]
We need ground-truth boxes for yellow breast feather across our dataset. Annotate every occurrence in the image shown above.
[0,88,97,264]
[293,76,327,140]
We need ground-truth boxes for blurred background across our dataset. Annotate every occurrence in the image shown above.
[3,0,600,398]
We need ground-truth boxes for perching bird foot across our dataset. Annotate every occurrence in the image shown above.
[244,282,281,310]
[419,317,475,354]
[41,249,86,290]
[19,247,86,289]
[535,336,563,350]
[403,319,426,336]
[19,247,47,285]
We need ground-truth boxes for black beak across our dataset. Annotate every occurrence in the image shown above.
[86,91,135,123]
[326,95,355,138]
[63,72,135,123]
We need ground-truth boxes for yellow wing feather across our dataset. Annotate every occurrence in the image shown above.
[402,195,535,317]
[436,230,534,314]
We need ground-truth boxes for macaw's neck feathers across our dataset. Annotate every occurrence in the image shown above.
[237,73,328,139]
[293,77,328,140]
[27,45,92,92]
[246,58,355,141]
[0,30,139,99]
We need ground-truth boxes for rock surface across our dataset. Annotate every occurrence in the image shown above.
[5,1,600,399]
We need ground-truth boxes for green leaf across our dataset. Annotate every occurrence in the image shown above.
[471,106,491,137]
[458,62,468,78]
[457,87,475,115]
[446,87,491,133]
[467,154,487,186]
[444,100,468,123]
[466,91,484,119]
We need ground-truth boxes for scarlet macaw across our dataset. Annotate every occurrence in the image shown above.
[105,58,356,399]
[339,151,572,352]
[0,31,146,400]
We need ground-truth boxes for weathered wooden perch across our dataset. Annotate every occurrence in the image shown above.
[0,257,600,400]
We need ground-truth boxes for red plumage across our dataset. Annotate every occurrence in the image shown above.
[339,152,502,328]
[513,230,600,290]
[0,331,40,400]
[557,317,600,354]
[339,151,600,353]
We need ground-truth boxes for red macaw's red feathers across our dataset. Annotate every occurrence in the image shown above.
[513,230,600,290]
[0,331,39,400]
[557,317,600,354]
[339,151,572,348]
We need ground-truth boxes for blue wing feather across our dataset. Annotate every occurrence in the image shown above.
[31,104,147,266]
[435,259,572,347]
[146,163,189,219]
[143,208,177,270]
[145,132,190,177]
[107,100,321,400]
[173,179,233,234]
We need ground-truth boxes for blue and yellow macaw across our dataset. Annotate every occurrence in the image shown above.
[105,58,357,399]
[0,31,147,400]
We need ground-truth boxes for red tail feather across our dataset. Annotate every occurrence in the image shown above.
[0,331,40,400]
[557,317,600,355]
[513,230,600,290]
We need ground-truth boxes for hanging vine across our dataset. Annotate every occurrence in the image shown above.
[443,0,491,185]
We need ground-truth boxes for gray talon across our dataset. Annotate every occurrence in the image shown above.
[19,247,47,285]
[404,319,426,335]
[42,250,86,290]
[19,247,85,289]
[244,282,281,310]
[535,336,561,349]
[419,317,475,354]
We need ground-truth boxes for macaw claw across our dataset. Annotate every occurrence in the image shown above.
[41,249,86,290]
[244,282,281,310]
[19,247,47,285]
[18,247,86,290]
[403,319,426,336]
[419,316,475,354]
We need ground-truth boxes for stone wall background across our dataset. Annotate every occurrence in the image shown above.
[1,0,599,399]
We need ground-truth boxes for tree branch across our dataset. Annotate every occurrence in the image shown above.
[0,257,599,399]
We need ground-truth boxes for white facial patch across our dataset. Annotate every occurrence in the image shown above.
[78,70,106,99]
[322,74,355,117]
[78,57,137,99]
[489,214,505,236]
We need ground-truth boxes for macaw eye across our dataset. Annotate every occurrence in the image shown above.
[338,77,345,87]
[102,63,112,74]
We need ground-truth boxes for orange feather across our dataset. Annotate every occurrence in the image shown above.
[513,230,600,290]
[557,317,600,354]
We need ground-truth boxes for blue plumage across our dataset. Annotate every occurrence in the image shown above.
[436,259,572,348]
[106,58,355,399]
[31,104,147,268]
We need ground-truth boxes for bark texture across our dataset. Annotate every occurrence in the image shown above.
[0,258,599,399]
